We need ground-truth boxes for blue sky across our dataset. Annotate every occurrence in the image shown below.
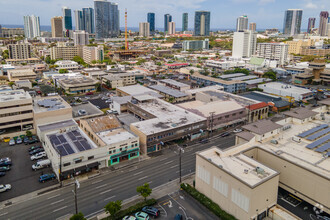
[0,0,329,29]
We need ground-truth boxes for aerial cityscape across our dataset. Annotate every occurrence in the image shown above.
[0,0,329,220]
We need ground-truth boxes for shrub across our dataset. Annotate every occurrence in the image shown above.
[180,183,237,220]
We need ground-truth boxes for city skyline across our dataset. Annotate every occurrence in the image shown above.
[0,0,329,30]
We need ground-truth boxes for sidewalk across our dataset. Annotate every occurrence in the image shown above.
[90,174,195,220]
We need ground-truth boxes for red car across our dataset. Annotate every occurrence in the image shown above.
[86,92,94,95]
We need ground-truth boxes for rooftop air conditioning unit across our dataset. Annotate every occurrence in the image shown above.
[244,169,248,174]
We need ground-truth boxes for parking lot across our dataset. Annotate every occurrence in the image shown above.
[0,142,58,202]
[155,190,219,220]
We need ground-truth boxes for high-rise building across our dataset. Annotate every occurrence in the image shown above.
[62,7,72,37]
[74,10,84,31]
[23,15,41,39]
[328,17,330,36]
[236,15,248,32]
[194,11,210,36]
[168,21,176,35]
[182,13,188,32]
[249,22,256,32]
[83,45,104,64]
[8,43,32,60]
[232,30,257,58]
[257,43,288,66]
[0,25,2,37]
[94,0,120,39]
[319,11,329,36]
[73,31,89,46]
[147,13,155,33]
[139,22,150,37]
[164,14,172,33]
[51,16,64,38]
[83,7,95,34]
[283,9,303,36]
[307,18,316,34]
[182,39,209,51]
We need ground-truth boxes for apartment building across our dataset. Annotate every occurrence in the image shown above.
[300,46,330,56]
[7,43,32,60]
[182,39,209,51]
[51,16,63,38]
[102,72,135,89]
[50,42,83,60]
[0,90,34,138]
[7,68,37,82]
[139,22,150,37]
[83,45,104,65]
[256,43,288,66]
[232,30,257,58]
[57,76,99,94]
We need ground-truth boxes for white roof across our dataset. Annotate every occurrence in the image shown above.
[97,128,137,145]
[0,90,31,103]
[117,85,156,96]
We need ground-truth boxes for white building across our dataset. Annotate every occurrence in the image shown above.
[236,15,248,32]
[168,21,176,35]
[54,60,79,70]
[73,31,89,46]
[83,45,104,64]
[232,30,257,58]
[256,43,288,66]
[182,39,209,51]
[139,22,150,37]
[23,15,41,39]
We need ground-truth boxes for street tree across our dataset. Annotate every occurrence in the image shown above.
[69,212,86,220]
[136,183,152,201]
[104,200,122,220]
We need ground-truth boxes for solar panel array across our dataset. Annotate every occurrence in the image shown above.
[315,143,330,153]
[37,98,66,111]
[306,134,330,149]
[298,124,328,138]
[306,127,330,141]
[49,129,93,156]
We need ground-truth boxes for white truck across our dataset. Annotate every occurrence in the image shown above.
[32,159,51,171]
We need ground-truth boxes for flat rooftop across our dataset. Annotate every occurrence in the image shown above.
[58,77,99,86]
[229,75,258,81]
[0,90,31,103]
[33,96,71,113]
[117,85,155,96]
[201,90,259,106]
[219,73,245,79]
[131,98,205,135]
[85,116,121,133]
[245,78,272,85]
[198,147,279,187]
[38,119,77,132]
[242,120,283,135]
[98,128,137,145]
[72,102,103,119]
[149,85,188,98]
[193,72,245,85]
[47,128,97,157]
[259,82,312,95]
[160,79,190,88]
[184,85,224,95]
[8,68,36,76]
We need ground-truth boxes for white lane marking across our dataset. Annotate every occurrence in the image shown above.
[157,204,168,217]
[51,199,64,205]
[92,179,103,185]
[85,209,103,219]
[168,194,186,210]
[52,206,67,213]
[133,171,143,176]
[104,195,116,201]
[164,160,173,165]
[179,206,193,220]
[0,212,8,217]
[170,164,178,169]
[99,189,112,195]
[47,194,61,200]
[160,157,168,161]
[176,169,184,173]
[138,175,148,180]
[95,183,108,189]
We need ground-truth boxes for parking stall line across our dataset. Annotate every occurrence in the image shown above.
[51,199,64,205]
[164,160,173,165]
[170,164,178,169]
[160,157,168,161]
[52,206,67,213]
[0,212,8,217]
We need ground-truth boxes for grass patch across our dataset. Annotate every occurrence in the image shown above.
[181,183,237,220]
[103,198,157,220]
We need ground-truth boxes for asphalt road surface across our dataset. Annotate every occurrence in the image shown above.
[0,135,235,220]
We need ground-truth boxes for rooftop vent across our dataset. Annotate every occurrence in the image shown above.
[256,167,265,175]
[244,169,249,174]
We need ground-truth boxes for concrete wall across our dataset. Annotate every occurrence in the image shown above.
[34,108,72,128]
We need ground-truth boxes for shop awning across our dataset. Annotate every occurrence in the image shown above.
[86,162,99,169]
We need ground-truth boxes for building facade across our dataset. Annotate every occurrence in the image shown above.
[236,15,248,32]
[94,0,119,39]
[283,9,303,36]
[256,43,288,66]
[182,13,188,32]
[164,14,172,33]
[62,7,72,37]
[319,11,329,36]
[182,39,209,51]
[249,22,256,32]
[51,16,64,38]
[232,30,257,58]
[147,13,155,33]
[168,21,176,35]
[194,11,210,36]
[50,42,83,60]
[74,10,84,31]
[83,45,104,64]
[23,15,41,39]
[83,7,95,34]
[73,30,89,46]
[7,43,32,60]
[307,17,316,34]
[139,22,150,37]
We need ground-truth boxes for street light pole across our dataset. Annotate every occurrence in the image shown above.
[74,180,78,214]
[178,146,184,183]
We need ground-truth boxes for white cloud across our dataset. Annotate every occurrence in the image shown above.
[305,2,318,9]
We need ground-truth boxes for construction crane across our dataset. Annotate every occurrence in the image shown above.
[125,8,129,50]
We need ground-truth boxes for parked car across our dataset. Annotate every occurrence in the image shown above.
[122,216,137,220]
[0,157,11,163]
[220,132,230,137]
[3,137,10,142]
[105,99,112,103]
[142,206,160,218]
[25,138,39,145]
[28,145,42,152]
[174,214,183,220]
[0,161,12,166]
[24,136,30,144]
[29,148,44,155]
[31,152,46,161]
[32,159,51,171]
[0,166,10,172]
[39,173,56,183]
[199,139,209,144]
[233,129,242,133]
[0,184,11,192]
[9,139,15,146]
[16,137,22,144]
[135,212,149,220]
[22,125,33,131]
[0,172,6,177]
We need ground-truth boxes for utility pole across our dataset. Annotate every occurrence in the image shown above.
[178,146,184,183]
[72,178,80,214]
[59,153,62,187]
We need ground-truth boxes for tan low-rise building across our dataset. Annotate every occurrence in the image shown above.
[0,90,34,138]
[57,77,99,95]
[7,68,36,82]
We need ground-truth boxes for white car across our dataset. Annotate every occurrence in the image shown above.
[0,184,11,193]
[30,152,46,161]
[233,129,242,133]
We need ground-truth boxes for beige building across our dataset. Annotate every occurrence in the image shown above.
[0,90,34,138]
[139,22,150,37]
[33,95,72,127]
[300,46,330,56]
[7,43,32,60]
[7,68,36,82]
[196,107,330,219]
[58,77,99,95]
[249,22,256,31]
[285,39,315,54]
[83,45,104,65]
[51,16,63,38]
[168,21,176,35]
[102,75,123,89]
[50,42,83,60]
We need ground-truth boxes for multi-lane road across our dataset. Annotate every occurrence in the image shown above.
[0,135,235,220]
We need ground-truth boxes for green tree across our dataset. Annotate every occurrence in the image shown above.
[104,200,122,220]
[136,183,152,201]
[59,69,69,73]
[69,212,86,220]
[263,69,277,81]
[189,69,194,75]
[26,130,32,137]
[72,56,86,65]
[8,82,14,88]
[2,50,9,59]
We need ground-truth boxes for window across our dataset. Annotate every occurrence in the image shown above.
[88,156,94,160]
[197,165,210,184]
[213,176,228,197]
[119,148,122,151]
[63,162,71,167]
[75,159,82,164]
[231,189,250,212]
